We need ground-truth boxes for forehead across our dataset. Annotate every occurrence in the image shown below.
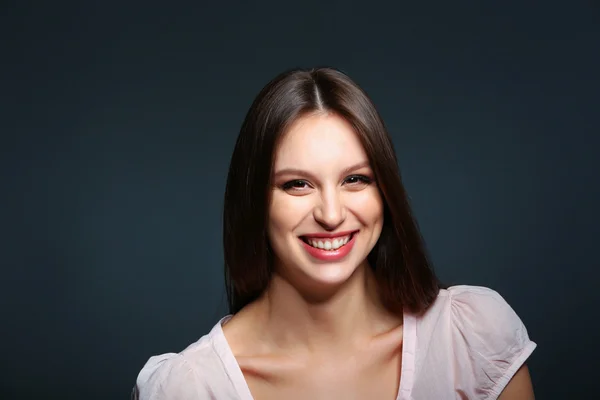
[273,113,367,169]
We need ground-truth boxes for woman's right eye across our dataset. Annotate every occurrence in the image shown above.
[281,179,310,191]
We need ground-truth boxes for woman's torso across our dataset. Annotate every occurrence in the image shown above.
[225,315,405,400]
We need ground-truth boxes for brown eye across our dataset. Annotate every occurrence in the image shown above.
[282,179,310,190]
[344,175,372,185]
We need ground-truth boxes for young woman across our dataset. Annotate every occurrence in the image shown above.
[134,67,536,399]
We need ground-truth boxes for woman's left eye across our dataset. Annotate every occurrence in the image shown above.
[344,175,372,185]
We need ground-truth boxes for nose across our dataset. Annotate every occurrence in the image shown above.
[313,188,346,230]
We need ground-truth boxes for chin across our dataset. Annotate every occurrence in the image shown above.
[289,249,369,293]
[304,261,360,286]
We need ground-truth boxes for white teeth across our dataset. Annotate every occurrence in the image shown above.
[306,235,352,250]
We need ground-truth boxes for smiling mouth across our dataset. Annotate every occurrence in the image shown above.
[300,232,357,251]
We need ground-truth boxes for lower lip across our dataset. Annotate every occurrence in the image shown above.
[300,233,357,262]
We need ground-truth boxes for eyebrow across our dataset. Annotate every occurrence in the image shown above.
[273,160,372,180]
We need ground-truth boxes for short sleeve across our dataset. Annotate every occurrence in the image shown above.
[448,286,537,398]
[135,353,216,400]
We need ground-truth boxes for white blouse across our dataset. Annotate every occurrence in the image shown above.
[135,285,537,399]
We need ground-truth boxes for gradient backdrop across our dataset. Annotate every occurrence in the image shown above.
[2,1,598,399]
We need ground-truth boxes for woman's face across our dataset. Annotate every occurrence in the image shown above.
[267,112,384,290]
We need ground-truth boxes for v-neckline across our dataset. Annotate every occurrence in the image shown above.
[211,311,417,400]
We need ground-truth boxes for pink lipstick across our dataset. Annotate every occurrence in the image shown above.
[299,231,357,262]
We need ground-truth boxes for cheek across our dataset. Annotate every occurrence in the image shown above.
[349,188,384,223]
[267,192,309,240]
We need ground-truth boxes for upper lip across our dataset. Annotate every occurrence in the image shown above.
[301,230,358,239]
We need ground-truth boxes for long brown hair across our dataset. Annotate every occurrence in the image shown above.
[223,67,440,315]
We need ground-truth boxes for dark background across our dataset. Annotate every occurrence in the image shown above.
[1,1,598,399]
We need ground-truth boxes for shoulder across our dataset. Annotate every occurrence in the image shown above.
[421,285,536,349]
[134,352,206,400]
[418,285,537,397]
[441,285,533,345]
[134,319,236,400]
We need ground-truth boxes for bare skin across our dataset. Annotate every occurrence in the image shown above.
[223,264,404,400]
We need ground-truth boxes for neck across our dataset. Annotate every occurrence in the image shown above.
[253,263,398,354]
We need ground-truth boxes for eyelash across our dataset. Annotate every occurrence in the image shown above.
[281,175,373,191]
